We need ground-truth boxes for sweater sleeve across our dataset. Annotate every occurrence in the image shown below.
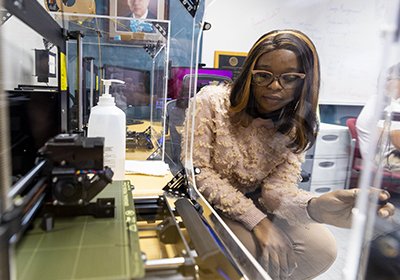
[183,87,267,231]
[260,151,317,225]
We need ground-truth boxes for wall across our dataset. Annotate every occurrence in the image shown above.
[1,13,58,90]
[201,0,395,105]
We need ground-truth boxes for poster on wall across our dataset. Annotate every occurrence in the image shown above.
[214,51,247,81]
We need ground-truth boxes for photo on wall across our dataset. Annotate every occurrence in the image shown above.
[214,51,247,81]
[116,0,167,20]
[109,0,168,37]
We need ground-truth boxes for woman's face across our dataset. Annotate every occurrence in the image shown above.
[252,49,302,114]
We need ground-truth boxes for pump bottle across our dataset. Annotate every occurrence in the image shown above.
[88,79,126,180]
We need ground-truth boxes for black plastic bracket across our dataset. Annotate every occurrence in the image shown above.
[157,216,179,244]
[178,0,200,18]
[0,9,12,25]
[143,43,158,58]
[41,197,115,219]
[67,30,85,40]
[162,169,189,198]
[153,22,168,38]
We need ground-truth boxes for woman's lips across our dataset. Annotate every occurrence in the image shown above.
[263,95,282,101]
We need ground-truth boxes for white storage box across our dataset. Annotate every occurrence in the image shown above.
[314,123,351,158]
[310,182,344,195]
[311,157,350,183]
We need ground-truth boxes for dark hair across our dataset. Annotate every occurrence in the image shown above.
[229,29,320,153]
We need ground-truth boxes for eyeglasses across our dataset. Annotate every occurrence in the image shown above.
[251,70,306,89]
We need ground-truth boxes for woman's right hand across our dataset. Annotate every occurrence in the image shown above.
[253,218,297,280]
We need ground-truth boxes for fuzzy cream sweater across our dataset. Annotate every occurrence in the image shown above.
[184,84,316,230]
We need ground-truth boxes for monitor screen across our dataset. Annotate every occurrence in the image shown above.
[103,65,151,108]
[168,67,233,99]
[8,90,61,179]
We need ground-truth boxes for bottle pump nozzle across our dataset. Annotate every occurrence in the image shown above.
[102,79,125,96]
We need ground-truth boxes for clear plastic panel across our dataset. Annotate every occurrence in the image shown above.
[50,12,170,162]
[160,0,205,174]
[0,0,11,214]
[183,1,400,280]
[182,1,273,279]
[344,1,400,279]
[49,0,206,172]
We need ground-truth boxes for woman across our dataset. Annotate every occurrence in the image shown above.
[357,63,400,171]
[183,29,395,279]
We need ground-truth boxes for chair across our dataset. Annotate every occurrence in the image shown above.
[182,74,232,93]
[346,118,400,193]
[346,118,363,188]
[164,99,186,172]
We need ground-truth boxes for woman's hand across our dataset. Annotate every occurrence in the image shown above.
[307,189,395,228]
[253,218,297,280]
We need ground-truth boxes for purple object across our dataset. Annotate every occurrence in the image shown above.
[168,67,233,99]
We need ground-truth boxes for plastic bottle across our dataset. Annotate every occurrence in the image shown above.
[88,79,126,180]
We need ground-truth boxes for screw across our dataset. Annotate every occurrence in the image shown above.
[13,1,22,9]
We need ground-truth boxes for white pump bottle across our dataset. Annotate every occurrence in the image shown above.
[88,79,126,180]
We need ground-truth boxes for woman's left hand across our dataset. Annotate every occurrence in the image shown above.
[307,188,395,228]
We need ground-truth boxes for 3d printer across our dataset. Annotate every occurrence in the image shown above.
[0,134,114,279]
[5,133,113,225]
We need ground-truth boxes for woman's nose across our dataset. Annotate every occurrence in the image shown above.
[268,78,284,90]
